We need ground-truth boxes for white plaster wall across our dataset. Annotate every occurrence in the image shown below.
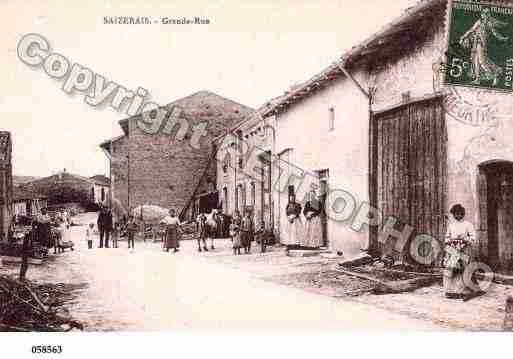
[370,13,513,263]
[275,71,370,257]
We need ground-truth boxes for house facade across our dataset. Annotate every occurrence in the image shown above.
[0,131,13,240]
[340,0,513,270]
[231,0,513,269]
[215,110,275,228]
[90,175,111,206]
[13,188,48,217]
[23,170,99,209]
[100,91,253,220]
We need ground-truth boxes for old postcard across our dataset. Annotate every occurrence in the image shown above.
[1,0,513,356]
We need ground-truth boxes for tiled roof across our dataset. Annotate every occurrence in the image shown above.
[13,187,47,201]
[90,175,110,186]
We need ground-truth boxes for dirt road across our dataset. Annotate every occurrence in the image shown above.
[2,212,444,331]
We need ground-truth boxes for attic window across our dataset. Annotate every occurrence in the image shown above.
[328,107,335,131]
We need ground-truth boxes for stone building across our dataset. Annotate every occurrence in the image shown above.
[214,108,275,228]
[0,131,13,240]
[90,175,111,206]
[250,0,513,269]
[100,91,253,220]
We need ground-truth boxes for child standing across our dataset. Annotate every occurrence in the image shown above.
[86,223,94,249]
[255,222,267,253]
[112,222,120,249]
[126,216,138,250]
[230,213,241,255]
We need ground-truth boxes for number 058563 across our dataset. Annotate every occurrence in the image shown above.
[31,345,63,354]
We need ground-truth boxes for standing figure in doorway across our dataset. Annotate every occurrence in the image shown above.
[283,192,303,252]
[160,209,182,253]
[302,188,323,249]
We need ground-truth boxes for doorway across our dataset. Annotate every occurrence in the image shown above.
[478,161,513,270]
[370,97,447,260]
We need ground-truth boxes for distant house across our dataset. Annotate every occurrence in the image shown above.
[13,187,48,217]
[90,175,111,206]
[23,169,103,209]
[0,131,13,240]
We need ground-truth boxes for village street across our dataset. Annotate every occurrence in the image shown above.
[0,212,450,331]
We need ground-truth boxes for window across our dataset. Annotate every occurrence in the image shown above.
[222,153,231,174]
[101,187,105,202]
[235,186,239,213]
[251,182,256,206]
[329,107,335,131]
[223,187,228,213]
[241,184,246,211]
[236,130,243,169]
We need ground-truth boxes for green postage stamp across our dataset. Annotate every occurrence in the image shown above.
[445,1,513,92]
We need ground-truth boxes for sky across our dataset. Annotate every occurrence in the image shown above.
[0,0,417,178]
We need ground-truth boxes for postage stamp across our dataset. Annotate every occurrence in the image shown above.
[444,1,513,92]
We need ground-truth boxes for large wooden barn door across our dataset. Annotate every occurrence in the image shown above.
[371,97,447,260]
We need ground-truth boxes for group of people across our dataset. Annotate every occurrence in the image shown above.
[229,209,259,255]
[85,207,183,252]
[87,206,139,250]
[32,208,68,252]
[283,189,325,252]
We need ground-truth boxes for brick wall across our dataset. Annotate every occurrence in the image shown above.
[115,91,253,215]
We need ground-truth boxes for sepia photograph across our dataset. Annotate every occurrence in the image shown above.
[1,0,513,356]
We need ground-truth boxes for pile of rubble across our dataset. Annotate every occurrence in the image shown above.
[0,275,83,332]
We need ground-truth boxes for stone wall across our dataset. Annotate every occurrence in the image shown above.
[118,91,253,216]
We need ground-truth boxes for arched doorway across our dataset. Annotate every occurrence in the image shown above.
[478,160,513,270]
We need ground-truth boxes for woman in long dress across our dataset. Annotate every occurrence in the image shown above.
[459,8,509,86]
[302,190,323,249]
[443,204,476,299]
[160,209,181,253]
[283,194,304,251]
[36,208,52,247]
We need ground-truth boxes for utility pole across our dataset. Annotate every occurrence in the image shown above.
[127,152,130,214]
